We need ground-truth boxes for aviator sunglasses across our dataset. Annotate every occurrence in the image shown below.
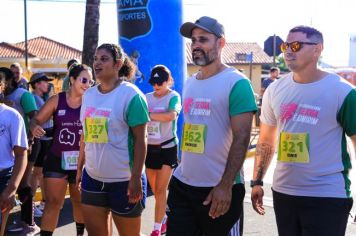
[79,77,95,86]
[280,41,318,53]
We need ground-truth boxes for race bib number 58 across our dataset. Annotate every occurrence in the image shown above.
[61,151,79,170]
[181,123,206,154]
[278,132,309,163]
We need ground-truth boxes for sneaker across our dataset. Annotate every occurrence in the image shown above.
[34,206,43,218]
[7,220,25,232]
[150,230,161,236]
[160,221,167,235]
[19,223,40,236]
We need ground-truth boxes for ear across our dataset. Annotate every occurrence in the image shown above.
[219,37,226,48]
[114,59,123,71]
[314,43,323,57]
[70,76,75,85]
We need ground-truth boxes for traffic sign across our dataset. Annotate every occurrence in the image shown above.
[264,35,284,57]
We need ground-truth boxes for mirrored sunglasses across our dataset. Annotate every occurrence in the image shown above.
[280,41,318,53]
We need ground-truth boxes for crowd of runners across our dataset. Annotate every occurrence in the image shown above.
[0,15,355,236]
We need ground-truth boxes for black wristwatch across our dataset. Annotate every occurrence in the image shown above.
[250,180,263,188]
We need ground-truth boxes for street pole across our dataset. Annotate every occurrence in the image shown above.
[273,34,276,67]
[24,0,28,71]
[249,52,253,80]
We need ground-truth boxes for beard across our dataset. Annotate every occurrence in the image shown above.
[192,48,215,66]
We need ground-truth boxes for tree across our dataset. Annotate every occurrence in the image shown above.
[82,0,101,68]
[276,55,289,72]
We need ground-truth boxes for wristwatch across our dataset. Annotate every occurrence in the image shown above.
[250,180,263,188]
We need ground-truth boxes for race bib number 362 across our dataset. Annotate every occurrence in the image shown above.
[84,117,109,143]
[278,132,310,163]
[181,123,206,154]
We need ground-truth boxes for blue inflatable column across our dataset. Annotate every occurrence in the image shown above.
[117,0,186,144]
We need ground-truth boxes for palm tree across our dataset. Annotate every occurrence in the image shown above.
[82,0,101,68]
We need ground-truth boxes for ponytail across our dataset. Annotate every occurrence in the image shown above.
[119,54,136,81]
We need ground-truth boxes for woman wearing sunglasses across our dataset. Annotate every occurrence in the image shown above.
[145,65,181,236]
[30,64,93,236]
[77,43,149,236]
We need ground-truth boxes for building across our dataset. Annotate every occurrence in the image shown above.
[186,42,273,93]
[349,35,356,67]
[0,36,81,75]
[0,37,272,92]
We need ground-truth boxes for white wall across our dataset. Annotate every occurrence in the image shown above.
[349,35,356,67]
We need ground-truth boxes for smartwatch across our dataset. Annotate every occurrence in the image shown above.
[250,180,263,188]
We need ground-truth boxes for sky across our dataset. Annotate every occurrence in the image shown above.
[1,0,355,67]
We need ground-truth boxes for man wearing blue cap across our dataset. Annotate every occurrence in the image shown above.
[166,16,257,235]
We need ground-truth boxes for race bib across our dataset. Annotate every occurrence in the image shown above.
[181,123,206,154]
[147,121,161,139]
[278,132,309,163]
[61,151,79,170]
[84,117,108,143]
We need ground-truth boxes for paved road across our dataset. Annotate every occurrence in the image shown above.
[6,139,356,235]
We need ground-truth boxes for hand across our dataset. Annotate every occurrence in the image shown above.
[75,170,83,191]
[203,183,232,219]
[31,125,46,138]
[27,139,34,155]
[0,190,16,212]
[127,176,142,204]
[251,185,265,215]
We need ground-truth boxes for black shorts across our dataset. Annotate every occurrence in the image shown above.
[273,189,353,236]
[0,167,12,193]
[145,145,178,169]
[34,139,52,167]
[28,138,40,163]
[166,177,245,236]
[43,150,77,184]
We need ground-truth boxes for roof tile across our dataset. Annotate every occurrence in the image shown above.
[186,42,273,64]
[0,42,36,58]
[14,36,81,60]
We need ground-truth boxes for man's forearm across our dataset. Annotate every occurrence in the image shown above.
[253,142,275,180]
[220,127,251,187]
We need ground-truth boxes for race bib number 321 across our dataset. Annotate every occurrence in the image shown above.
[278,132,310,163]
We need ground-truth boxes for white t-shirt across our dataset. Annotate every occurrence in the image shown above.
[145,90,181,148]
[80,81,150,182]
[174,67,257,187]
[0,103,28,170]
[261,72,356,198]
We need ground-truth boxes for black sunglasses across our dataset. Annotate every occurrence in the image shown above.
[149,81,164,86]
